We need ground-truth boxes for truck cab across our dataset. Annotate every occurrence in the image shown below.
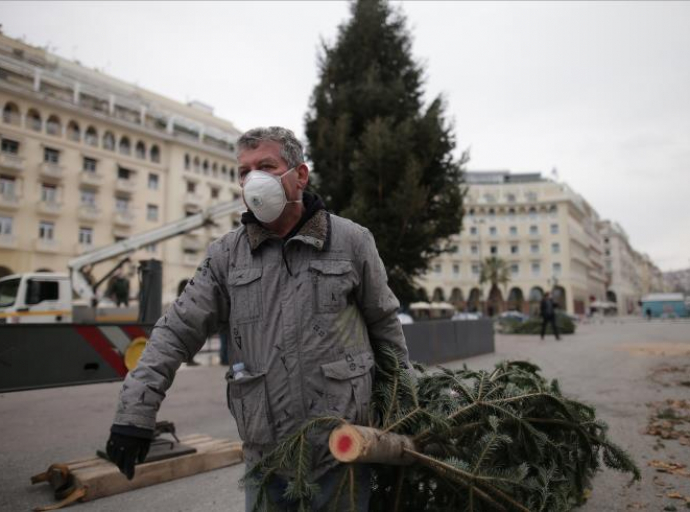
[0,273,73,324]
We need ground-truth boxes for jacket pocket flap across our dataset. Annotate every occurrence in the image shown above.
[321,352,374,380]
[229,268,262,287]
[226,371,267,399]
[309,259,352,276]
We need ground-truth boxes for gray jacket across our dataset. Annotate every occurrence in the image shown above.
[113,209,411,476]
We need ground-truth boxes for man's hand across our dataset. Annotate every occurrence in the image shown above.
[106,431,152,480]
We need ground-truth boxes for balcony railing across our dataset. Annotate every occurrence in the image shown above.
[40,162,64,180]
[115,178,136,194]
[34,238,59,253]
[0,192,20,210]
[78,205,101,222]
[0,233,17,248]
[113,210,135,226]
[80,171,103,187]
[0,153,25,173]
[37,201,62,216]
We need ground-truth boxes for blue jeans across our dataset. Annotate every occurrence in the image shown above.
[244,463,371,511]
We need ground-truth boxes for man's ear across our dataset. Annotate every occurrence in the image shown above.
[296,163,309,190]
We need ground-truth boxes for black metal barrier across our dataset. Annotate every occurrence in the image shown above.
[402,319,494,365]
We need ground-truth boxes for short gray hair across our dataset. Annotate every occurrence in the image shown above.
[237,126,304,168]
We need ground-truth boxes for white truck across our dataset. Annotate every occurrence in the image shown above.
[0,199,244,324]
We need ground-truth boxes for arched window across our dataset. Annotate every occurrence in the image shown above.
[221,165,227,178]
[85,126,98,147]
[119,136,131,155]
[150,145,160,163]
[202,160,209,175]
[2,102,20,125]
[184,154,191,170]
[212,162,218,178]
[103,131,115,151]
[193,156,200,172]
[27,109,42,131]
[135,141,146,159]
[46,115,62,136]
[67,120,80,142]
[230,167,236,182]
[432,288,445,302]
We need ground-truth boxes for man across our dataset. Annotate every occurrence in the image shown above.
[106,127,412,510]
[539,292,560,340]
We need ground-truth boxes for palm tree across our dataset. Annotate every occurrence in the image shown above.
[479,256,511,316]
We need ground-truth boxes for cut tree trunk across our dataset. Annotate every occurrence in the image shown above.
[329,424,415,465]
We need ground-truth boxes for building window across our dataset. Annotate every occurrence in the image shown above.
[135,141,146,159]
[203,160,209,175]
[144,243,157,253]
[80,189,96,206]
[230,167,236,181]
[0,215,13,235]
[118,167,132,180]
[46,115,62,136]
[510,244,519,254]
[79,226,93,246]
[185,154,191,170]
[150,145,160,163]
[510,263,519,275]
[549,204,558,214]
[148,173,159,190]
[83,157,97,173]
[453,264,460,275]
[115,197,130,213]
[553,262,562,275]
[470,226,477,235]
[605,249,611,256]
[186,181,196,193]
[2,102,20,125]
[551,242,560,254]
[529,225,538,235]
[488,208,496,217]
[484,193,496,203]
[211,187,220,199]
[85,126,98,147]
[528,206,537,219]
[525,191,538,202]
[531,262,540,276]
[508,207,516,218]
[434,263,442,274]
[530,243,540,254]
[490,245,498,255]
[604,237,609,244]
[472,264,480,275]
[27,109,42,131]
[506,193,516,203]
[0,176,16,197]
[44,147,60,163]
[119,136,131,155]
[550,223,559,234]
[103,132,115,151]
[489,226,497,236]
[41,183,57,203]
[509,226,517,236]
[67,121,80,142]
[147,204,159,221]
[1,138,19,154]
[449,245,459,254]
[39,221,55,241]
[471,245,479,255]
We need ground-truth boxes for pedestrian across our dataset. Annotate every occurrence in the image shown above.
[646,307,652,321]
[540,292,560,340]
[105,126,413,511]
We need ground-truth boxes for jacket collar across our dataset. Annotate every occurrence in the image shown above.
[246,209,330,252]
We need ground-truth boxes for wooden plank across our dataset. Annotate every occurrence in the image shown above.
[34,437,243,507]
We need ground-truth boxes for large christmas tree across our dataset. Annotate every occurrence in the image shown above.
[305,0,467,304]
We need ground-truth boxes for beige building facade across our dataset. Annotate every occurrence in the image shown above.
[419,171,620,316]
[0,33,242,305]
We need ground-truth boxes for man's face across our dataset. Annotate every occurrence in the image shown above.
[237,141,308,210]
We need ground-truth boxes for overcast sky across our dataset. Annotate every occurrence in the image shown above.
[1,1,688,271]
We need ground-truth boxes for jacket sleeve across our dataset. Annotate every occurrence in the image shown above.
[353,226,413,371]
[112,239,230,430]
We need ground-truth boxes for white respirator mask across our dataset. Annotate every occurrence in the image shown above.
[241,167,301,223]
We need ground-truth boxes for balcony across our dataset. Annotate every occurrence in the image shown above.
[115,178,137,194]
[34,238,59,253]
[79,171,103,188]
[183,252,201,267]
[37,201,62,216]
[184,192,204,209]
[113,210,135,227]
[73,243,95,255]
[78,205,101,222]
[0,153,25,174]
[40,162,64,180]
[182,235,205,252]
[0,233,17,249]
[0,192,20,210]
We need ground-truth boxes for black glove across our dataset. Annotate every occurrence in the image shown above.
[106,426,153,480]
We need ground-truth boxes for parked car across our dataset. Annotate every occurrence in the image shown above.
[452,312,481,321]
[498,311,529,322]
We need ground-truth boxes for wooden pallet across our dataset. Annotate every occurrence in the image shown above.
[31,435,243,511]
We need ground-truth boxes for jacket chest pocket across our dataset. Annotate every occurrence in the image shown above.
[309,260,353,315]
[229,268,262,324]
[321,352,374,424]
[226,371,275,445]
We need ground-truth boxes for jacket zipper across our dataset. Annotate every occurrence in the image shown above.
[283,240,307,419]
